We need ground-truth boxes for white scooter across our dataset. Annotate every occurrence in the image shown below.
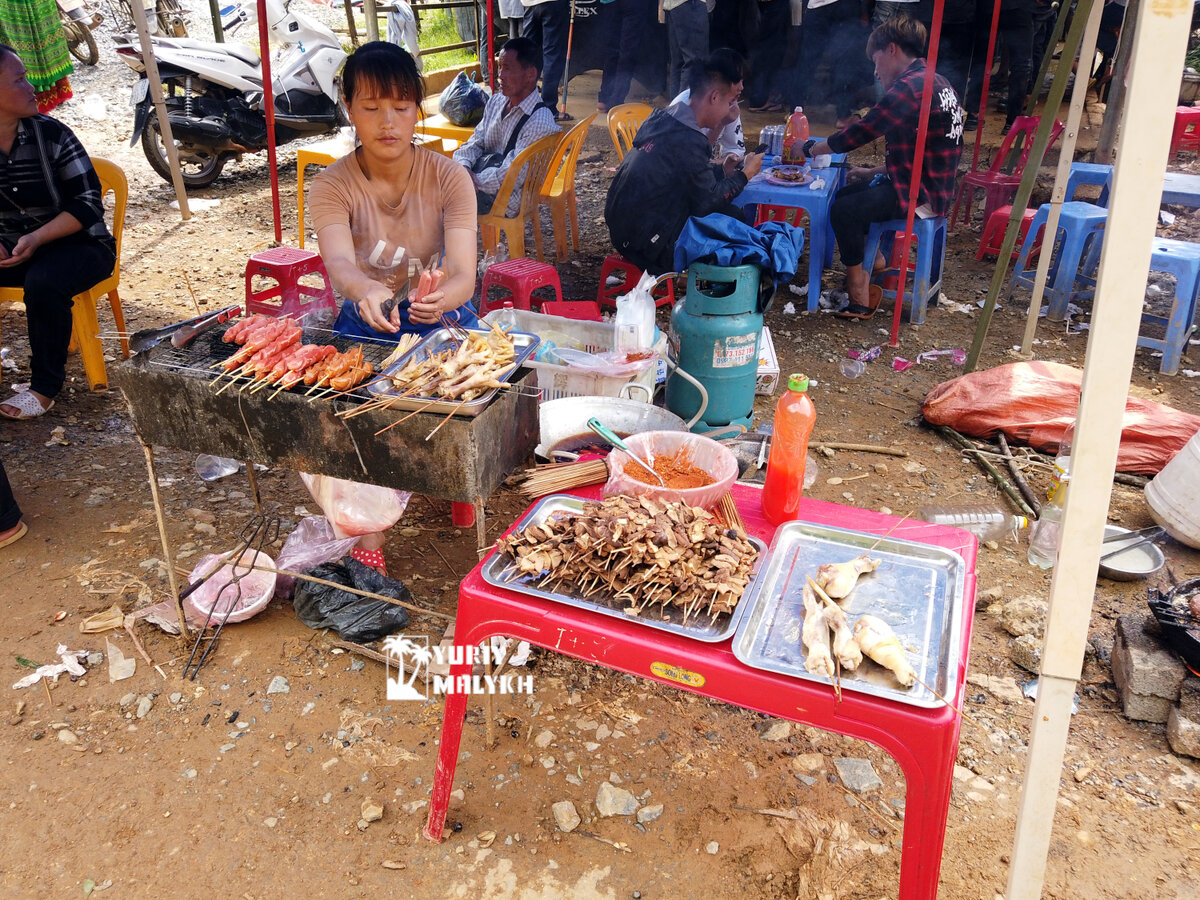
[115,0,347,188]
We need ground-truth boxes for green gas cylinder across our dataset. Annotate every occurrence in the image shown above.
[666,262,763,432]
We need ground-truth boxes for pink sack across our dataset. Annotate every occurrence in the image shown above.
[921,361,1200,475]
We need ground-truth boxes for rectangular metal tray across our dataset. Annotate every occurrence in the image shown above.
[366,327,539,417]
[481,495,769,643]
[731,520,966,708]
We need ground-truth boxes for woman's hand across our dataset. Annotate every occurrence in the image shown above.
[356,282,400,333]
[407,287,446,325]
[0,233,40,268]
[845,166,877,185]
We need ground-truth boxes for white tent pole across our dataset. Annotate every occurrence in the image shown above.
[1017,0,1102,354]
[128,0,190,218]
[1005,2,1190,898]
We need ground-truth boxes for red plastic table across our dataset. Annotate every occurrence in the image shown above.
[424,483,977,900]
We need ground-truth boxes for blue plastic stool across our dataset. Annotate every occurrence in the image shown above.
[863,217,946,325]
[1064,162,1113,206]
[1140,237,1200,375]
[1009,201,1108,320]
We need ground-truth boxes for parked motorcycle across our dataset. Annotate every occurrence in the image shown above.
[114,0,347,188]
[59,0,102,67]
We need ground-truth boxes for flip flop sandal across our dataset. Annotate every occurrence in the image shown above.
[834,285,883,321]
[0,392,53,420]
[350,546,388,577]
[0,521,27,549]
[555,111,574,122]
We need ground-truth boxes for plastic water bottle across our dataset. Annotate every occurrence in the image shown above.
[1048,421,1074,501]
[782,107,809,164]
[1028,476,1068,568]
[762,373,817,526]
[492,300,519,333]
[194,454,242,481]
[917,504,1030,542]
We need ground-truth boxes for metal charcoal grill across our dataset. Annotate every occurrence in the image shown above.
[1148,577,1200,673]
[149,321,399,401]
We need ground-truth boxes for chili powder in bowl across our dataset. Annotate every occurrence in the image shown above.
[604,431,738,510]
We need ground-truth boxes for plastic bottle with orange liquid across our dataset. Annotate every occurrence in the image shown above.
[782,107,809,164]
[762,373,817,525]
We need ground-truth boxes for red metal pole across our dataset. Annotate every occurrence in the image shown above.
[486,0,495,92]
[258,0,282,244]
[970,0,1003,173]
[888,0,945,348]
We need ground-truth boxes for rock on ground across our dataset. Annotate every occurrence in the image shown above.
[834,757,883,794]
[552,800,581,832]
[595,781,638,817]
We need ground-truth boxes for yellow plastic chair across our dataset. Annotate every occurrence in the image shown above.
[607,103,652,161]
[0,156,128,392]
[539,113,598,262]
[478,132,561,261]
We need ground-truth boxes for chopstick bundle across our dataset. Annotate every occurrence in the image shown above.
[518,459,609,497]
[716,493,747,533]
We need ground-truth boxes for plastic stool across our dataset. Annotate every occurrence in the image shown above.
[863,217,947,325]
[1065,162,1113,206]
[1009,201,1108,320]
[596,254,676,309]
[244,247,336,320]
[539,300,603,322]
[977,205,1041,260]
[1171,107,1200,156]
[478,258,563,316]
[1139,237,1200,375]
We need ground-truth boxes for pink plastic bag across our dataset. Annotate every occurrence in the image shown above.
[922,360,1200,475]
[299,473,412,537]
[273,516,360,600]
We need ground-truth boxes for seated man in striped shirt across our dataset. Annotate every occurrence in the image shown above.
[0,45,115,420]
[452,37,560,215]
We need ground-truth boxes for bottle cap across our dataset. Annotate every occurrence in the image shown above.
[787,373,809,392]
[794,107,802,113]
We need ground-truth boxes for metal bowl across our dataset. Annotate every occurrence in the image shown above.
[1099,525,1166,581]
[536,396,687,461]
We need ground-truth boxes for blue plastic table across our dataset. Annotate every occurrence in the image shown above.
[1162,172,1200,208]
[731,152,847,312]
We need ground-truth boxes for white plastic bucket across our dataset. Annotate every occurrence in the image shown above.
[1145,428,1200,549]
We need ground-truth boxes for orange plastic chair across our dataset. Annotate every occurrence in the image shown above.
[0,157,128,391]
[478,132,561,261]
[950,115,1064,231]
[607,103,652,161]
[538,113,598,262]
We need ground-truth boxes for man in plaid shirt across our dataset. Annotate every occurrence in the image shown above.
[808,17,963,320]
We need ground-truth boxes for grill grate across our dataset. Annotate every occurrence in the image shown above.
[145,321,401,400]
[1147,577,1200,672]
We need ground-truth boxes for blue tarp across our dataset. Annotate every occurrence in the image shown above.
[673,214,805,289]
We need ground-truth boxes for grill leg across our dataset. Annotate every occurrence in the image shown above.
[244,459,262,513]
[139,436,188,637]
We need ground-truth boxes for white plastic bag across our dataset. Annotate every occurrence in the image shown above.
[614,272,657,353]
[299,472,412,538]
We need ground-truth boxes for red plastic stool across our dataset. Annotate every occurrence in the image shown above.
[478,258,563,316]
[244,246,336,319]
[596,254,676,309]
[538,300,603,322]
[977,205,1042,260]
[1171,106,1200,156]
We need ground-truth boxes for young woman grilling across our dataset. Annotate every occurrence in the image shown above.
[308,42,479,574]
[310,41,478,340]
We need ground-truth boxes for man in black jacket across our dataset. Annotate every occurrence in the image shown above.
[605,52,764,275]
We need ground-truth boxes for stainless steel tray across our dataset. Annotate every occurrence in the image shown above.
[365,327,539,417]
[481,495,769,643]
[731,521,966,708]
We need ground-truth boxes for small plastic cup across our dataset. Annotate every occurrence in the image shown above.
[839,358,866,379]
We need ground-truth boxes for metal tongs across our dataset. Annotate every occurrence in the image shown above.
[129,305,242,354]
[381,254,440,319]
[182,514,280,681]
[1099,525,1165,562]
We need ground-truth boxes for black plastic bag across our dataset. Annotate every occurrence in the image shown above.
[438,71,487,127]
[292,556,410,642]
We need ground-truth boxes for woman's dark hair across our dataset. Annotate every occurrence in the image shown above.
[686,48,746,98]
[0,45,20,67]
[866,16,927,59]
[341,41,425,105]
[499,36,542,74]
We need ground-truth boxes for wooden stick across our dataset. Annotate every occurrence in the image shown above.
[330,639,390,666]
[375,398,441,436]
[913,673,990,736]
[933,426,1037,519]
[238,560,452,621]
[813,442,908,457]
[998,433,1041,517]
[425,398,470,440]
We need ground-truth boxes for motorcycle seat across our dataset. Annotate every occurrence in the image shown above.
[167,36,261,67]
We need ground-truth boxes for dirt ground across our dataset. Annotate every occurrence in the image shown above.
[1,19,1199,900]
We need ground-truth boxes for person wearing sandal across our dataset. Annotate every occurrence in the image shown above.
[805,18,962,321]
[0,45,115,420]
[0,456,25,549]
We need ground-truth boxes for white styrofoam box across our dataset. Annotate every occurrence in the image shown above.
[756,326,780,396]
